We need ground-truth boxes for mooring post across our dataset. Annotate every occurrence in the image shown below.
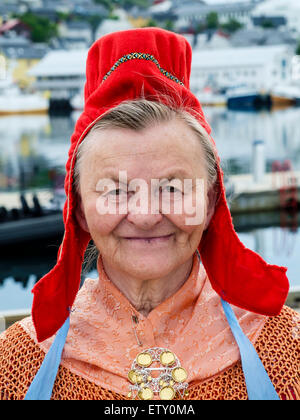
[252,140,265,184]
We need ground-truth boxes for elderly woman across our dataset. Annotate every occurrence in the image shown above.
[0,28,299,401]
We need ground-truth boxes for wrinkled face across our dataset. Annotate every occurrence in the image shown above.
[77,118,213,280]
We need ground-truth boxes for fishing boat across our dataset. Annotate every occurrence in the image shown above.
[270,84,300,108]
[226,86,271,111]
[70,89,84,111]
[0,77,49,116]
[197,93,226,107]
[0,191,64,246]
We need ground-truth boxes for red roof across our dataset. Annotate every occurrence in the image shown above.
[0,19,29,34]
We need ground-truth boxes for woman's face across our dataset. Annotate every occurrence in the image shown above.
[77,118,213,280]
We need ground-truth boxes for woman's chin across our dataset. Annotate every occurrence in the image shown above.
[119,252,178,280]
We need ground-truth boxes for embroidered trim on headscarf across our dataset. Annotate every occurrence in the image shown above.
[102,52,184,86]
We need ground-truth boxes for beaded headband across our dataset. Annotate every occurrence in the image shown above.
[102,52,185,86]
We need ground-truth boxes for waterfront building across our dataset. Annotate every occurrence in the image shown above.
[0,37,48,89]
[230,27,297,48]
[174,1,256,31]
[95,9,133,40]
[0,19,31,39]
[28,49,88,100]
[190,44,293,93]
[251,0,300,34]
[183,31,231,51]
[58,20,93,47]
[0,2,26,20]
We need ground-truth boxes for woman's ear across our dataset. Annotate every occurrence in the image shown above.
[204,185,218,231]
[75,196,90,233]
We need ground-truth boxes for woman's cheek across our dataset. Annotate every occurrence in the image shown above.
[83,196,119,236]
[166,213,199,235]
[165,189,207,230]
[91,214,125,237]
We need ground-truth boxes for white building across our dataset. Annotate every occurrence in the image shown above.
[58,21,93,46]
[251,0,300,34]
[183,31,231,50]
[95,9,133,40]
[28,49,88,100]
[175,1,255,31]
[190,44,293,93]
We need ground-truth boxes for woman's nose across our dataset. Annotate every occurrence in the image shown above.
[125,186,164,229]
[126,211,163,229]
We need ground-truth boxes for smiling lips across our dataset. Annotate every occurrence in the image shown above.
[123,233,174,242]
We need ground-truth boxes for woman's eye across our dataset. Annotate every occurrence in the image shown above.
[108,189,122,195]
[107,188,127,196]
[162,185,182,194]
[165,186,176,193]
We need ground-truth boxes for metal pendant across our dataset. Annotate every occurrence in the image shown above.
[127,347,189,400]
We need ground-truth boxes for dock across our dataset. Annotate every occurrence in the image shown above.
[0,309,31,333]
[0,188,64,246]
[0,188,54,210]
[228,170,300,214]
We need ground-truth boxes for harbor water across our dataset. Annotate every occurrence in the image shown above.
[0,106,300,311]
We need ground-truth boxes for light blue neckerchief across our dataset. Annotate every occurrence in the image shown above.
[25,258,279,400]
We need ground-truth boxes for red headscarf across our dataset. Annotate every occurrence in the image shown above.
[31,28,289,342]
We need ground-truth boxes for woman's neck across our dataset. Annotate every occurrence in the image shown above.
[101,257,194,317]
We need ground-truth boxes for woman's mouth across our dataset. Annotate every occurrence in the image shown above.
[123,233,174,244]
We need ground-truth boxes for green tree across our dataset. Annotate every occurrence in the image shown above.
[221,18,244,33]
[93,0,150,9]
[195,22,206,34]
[120,0,150,9]
[87,14,104,42]
[206,11,219,29]
[143,18,157,27]
[57,11,71,22]
[165,19,174,32]
[296,41,300,56]
[19,13,58,43]
[93,0,113,12]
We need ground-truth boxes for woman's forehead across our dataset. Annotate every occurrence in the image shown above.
[82,119,205,175]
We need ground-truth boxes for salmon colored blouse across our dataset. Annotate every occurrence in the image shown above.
[20,253,266,398]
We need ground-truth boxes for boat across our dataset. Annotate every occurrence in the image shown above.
[196,87,226,107]
[0,77,49,116]
[270,84,300,108]
[226,85,271,111]
[0,191,64,246]
[70,90,84,111]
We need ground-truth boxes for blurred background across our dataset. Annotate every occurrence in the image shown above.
[0,0,299,318]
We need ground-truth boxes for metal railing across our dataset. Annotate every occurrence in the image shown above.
[0,309,31,334]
